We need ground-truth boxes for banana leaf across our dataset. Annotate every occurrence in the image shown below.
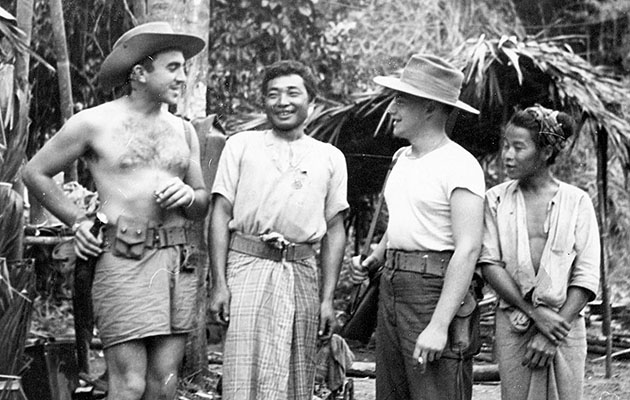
[0,258,35,375]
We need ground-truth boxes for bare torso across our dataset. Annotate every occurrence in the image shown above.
[522,182,559,274]
[83,100,190,225]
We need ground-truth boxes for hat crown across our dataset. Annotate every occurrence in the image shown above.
[372,54,478,114]
[113,21,176,50]
[400,55,463,104]
[99,21,205,90]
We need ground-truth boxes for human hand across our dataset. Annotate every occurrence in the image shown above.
[531,305,570,345]
[348,254,380,284]
[209,284,231,325]
[73,219,103,260]
[522,332,558,369]
[412,323,448,374]
[318,300,339,341]
[154,177,195,210]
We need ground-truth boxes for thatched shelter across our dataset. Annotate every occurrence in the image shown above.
[306,33,630,376]
[308,34,630,190]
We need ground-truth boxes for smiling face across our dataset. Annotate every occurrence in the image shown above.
[502,124,551,180]
[386,93,430,141]
[139,49,187,105]
[263,74,310,134]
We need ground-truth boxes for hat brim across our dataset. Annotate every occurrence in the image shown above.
[373,76,479,115]
[99,32,205,90]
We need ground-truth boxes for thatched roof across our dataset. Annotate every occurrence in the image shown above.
[304,34,630,198]
[452,35,630,164]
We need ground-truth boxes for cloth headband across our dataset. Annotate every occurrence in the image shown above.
[525,104,567,152]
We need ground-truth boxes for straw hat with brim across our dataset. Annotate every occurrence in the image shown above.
[373,54,479,114]
[99,21,206,90]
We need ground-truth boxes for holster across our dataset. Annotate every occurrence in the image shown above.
[447,290,481,358]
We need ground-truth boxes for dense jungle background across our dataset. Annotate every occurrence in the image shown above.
[2,0,630,398]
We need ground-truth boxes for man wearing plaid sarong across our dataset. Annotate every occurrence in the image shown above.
[209,60,349,400]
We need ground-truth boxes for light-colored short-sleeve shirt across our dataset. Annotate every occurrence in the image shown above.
[384,141,485,251]
[212,130,349,243]
[479,180,600,309]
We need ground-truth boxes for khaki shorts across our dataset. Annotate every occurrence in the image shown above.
[92,245,197,348]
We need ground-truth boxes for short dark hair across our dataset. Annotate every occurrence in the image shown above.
[261,60,318,101]
[139,55,156,72]
[506,107,576,165]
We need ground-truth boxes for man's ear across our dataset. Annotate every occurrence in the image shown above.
[542,145,554,162]
[129,65,146,83]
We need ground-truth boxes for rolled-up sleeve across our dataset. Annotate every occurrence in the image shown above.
[569,194,600,300]
[479,190,504,270]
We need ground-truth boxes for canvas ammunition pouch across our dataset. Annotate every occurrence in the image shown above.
[385,249,481,359]
[104,215,189,259]
[448,290,481,358]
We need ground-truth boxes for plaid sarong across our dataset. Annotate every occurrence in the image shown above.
[222,251,320,400]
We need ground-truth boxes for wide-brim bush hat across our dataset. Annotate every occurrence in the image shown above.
[373,54,479,114]
[99,21,205,90]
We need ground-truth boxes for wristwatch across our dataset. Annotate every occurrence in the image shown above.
[72,215,90,234]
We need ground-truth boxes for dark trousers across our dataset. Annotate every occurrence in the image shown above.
[375,267,473,400]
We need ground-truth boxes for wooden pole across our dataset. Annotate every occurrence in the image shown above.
[49,0,76,182]
[187,116,225,381]
[596,126,612,378]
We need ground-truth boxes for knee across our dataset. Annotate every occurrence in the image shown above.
[109,373,146,400]
[146,370,179,399]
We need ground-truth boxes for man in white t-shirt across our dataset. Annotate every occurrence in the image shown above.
[350,54,485,400]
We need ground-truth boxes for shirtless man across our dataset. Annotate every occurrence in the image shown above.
[23,22,208,400]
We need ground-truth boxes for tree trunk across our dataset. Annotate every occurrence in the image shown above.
[49,0,76,182]
[130,0,147,24]
[146,0,212,380]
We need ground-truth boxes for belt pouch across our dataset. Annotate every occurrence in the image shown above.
[112,215,148,259]
[448,291,481,358]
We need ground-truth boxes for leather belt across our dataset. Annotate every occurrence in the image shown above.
[229,233,315,262]
[385,249,453,277]
[102,224,189,249]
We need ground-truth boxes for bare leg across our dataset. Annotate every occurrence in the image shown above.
[142,334,187,400]
[104,340,147,400]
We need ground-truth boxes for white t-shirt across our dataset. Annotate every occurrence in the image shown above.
[384,141,485,251]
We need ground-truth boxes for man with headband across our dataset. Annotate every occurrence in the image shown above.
[478,105,600,399]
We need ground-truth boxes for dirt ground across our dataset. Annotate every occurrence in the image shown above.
[347,340,630,400]
[350,357,630,400]
[85,334,630,399]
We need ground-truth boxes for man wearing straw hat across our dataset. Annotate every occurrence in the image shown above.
[23,22,208,400]
[350,54,485,399]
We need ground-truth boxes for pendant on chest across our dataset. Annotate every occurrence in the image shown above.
[291,169,306,190]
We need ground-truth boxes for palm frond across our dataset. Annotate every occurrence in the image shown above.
[0,16,54,72]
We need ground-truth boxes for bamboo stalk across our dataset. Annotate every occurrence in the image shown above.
[596,126,613,378]
[49,0,76,182]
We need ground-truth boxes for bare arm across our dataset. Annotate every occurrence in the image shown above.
[481,262,571,344]
[522,286,592,369]
[23,114,92,227]
[208,194,232,324]
[155,120,209,218]
[318,211,346,339]
[23,114,102,258]
[413,188,483,363]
